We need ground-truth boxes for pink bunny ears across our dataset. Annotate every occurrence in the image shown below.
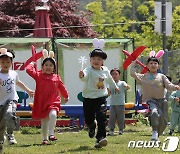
[149,50,164,59]
[92,38,105,50]
[42,49,55,62]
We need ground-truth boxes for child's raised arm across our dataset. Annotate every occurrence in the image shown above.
[130,61,144,82]
[26,63,38,80]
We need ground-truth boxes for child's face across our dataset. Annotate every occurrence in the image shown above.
[90,56,104,70]
[42,60,54,74]
[147,60,159,73]
[111,71,120,82]
[0,57,12,73]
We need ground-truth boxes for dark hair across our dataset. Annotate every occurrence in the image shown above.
[178,79,180,84]
[89,49,107,60]
[146,57,160,64]
[110,68,121,75]
[42,58,56,73]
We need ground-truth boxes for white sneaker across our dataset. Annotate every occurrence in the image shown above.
[7,134,17,145]
[108,131,114,136]
[151,131,158,141]
[119,130,123,135]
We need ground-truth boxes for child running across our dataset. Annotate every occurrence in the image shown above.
[79,40,119,148]
[26,49,68,145]
[130,54,180,141]
[168,79,180,135]
[0,48,34,153]
[108,68,130,136]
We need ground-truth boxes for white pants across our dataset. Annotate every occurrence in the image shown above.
[41,109,57,140]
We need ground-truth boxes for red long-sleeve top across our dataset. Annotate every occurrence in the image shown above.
[26,64,68,119]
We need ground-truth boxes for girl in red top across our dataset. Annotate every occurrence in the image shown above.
[26,49,68,145]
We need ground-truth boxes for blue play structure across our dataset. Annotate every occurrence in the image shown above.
[16,90,147,128]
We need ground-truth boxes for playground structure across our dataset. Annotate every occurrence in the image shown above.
[16,89,148,129]
[0,37,149,128]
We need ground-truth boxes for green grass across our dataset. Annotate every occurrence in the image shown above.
[4,123,180,154]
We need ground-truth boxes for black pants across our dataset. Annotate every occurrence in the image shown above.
[83,97,107,140]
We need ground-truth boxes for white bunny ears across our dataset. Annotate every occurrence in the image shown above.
[89,38,107,60]
[92,38,105,50]
[42,49,55,62]
[149,50,164,59]
[0,48,13,58]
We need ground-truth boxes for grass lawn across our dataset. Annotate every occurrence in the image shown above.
[4,123,180,154]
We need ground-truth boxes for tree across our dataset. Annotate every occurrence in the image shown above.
[86,0,131,38]
[0,0,97,37]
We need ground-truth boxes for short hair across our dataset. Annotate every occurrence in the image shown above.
[89,49,107,60]
[146,57,160,64]
[42,58,56,73]
[110,68,121,75]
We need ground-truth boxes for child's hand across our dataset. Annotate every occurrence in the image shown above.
[124,84,130,90]
[175,85,180,90]
[64,97,69,103]
[27,89,34,98]
[115,87,120,92]
[79,71,84,78]
[174,97,179,103]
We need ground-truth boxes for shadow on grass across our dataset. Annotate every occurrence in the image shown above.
[15,143,54,148]
[59,145,96,153]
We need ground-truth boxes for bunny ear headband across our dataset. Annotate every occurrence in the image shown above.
[90,38,107,60]
[42,49,55,62]
[92,38,105,50]
[0,48,13,58]
[149,50,164,59]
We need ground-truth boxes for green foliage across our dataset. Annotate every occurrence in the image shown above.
[86,0,131,38]
[134,113,149,126]
[20,126,41,134]
[137,5,149,16]
[170,5,180,49]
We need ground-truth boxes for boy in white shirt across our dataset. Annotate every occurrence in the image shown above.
[0,48,34,153]
[79,49,119,148]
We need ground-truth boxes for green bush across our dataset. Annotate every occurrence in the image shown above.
[20,127,41,134]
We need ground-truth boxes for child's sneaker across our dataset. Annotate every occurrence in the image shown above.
[94,138,107,148]
[88,121,97,138]
[49,135,58,141]
[0,141,4,154]
[107,130,114,136]
[168,129,174,135]
[151,131,158,141]
[42,140,49,145]
[119,130,123,135]
[6,134,17,145]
